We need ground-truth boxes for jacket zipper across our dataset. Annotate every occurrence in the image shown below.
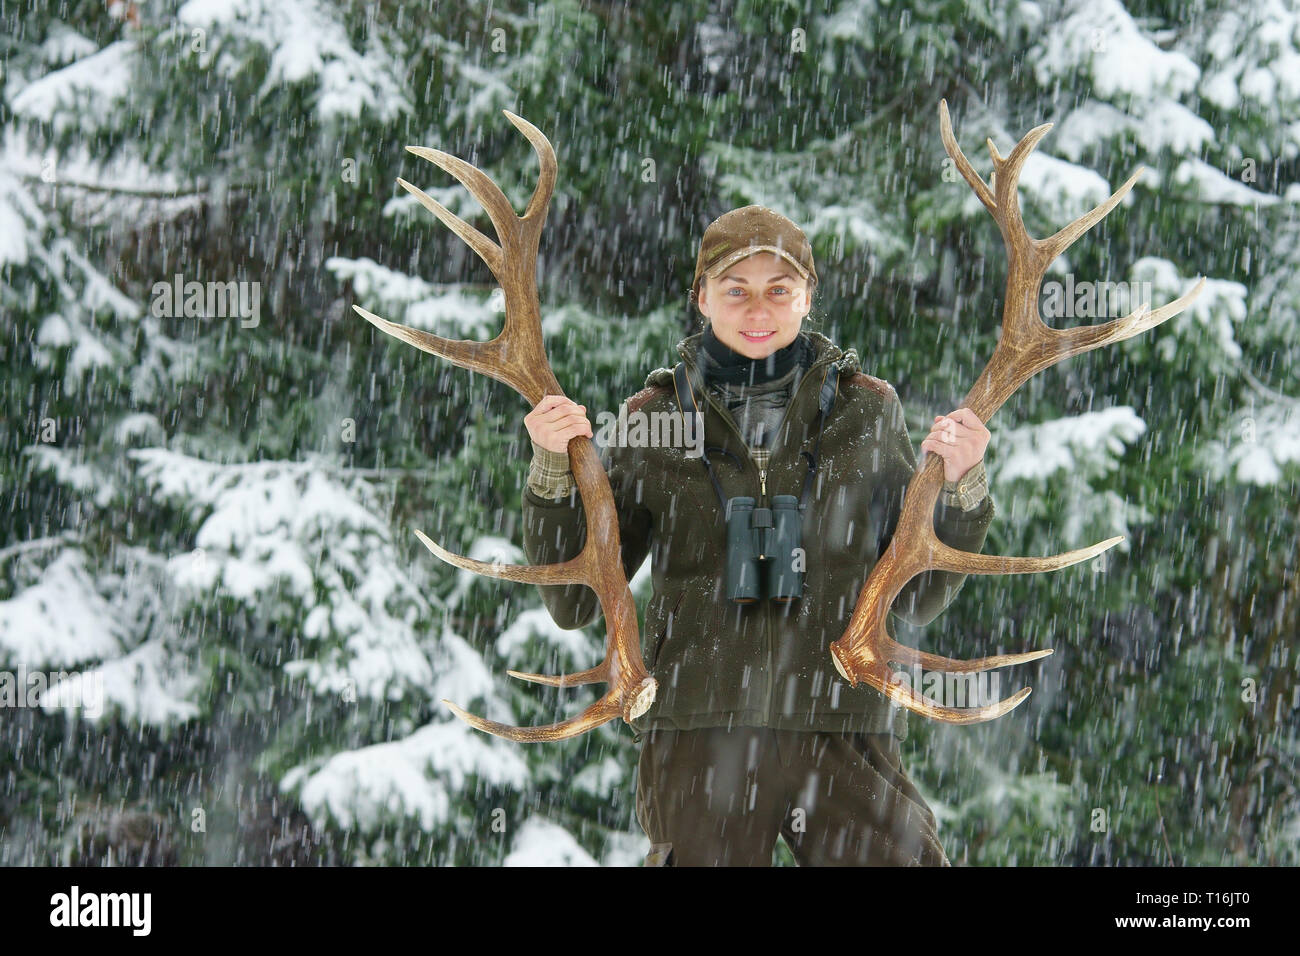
[687,353,834,506]
[686,349,839,726]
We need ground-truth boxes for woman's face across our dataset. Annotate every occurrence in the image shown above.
[696,252,812,359]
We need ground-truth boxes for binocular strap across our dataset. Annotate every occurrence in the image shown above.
[672,359,841,514]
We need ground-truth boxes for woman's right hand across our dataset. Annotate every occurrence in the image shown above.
[526,395,594,454]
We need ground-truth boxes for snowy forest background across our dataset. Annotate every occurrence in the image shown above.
[2,0,1297,866]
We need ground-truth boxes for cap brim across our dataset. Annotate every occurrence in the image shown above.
[703,246,812,283]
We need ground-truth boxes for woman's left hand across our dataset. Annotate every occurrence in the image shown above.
[920,407,990,483]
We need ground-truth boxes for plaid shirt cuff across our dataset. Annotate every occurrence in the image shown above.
[940,458,989,512]
[527,440,577,498]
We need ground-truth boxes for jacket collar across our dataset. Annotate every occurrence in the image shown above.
[641,329,863,480]
[644,328,861,389]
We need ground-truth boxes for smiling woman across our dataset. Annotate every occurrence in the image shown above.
[694,252,811,358]
[522,203,998,866]
[690,205,817,360]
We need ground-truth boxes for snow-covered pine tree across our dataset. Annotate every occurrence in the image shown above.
[2,0,1296,866]
[1,0,658,865]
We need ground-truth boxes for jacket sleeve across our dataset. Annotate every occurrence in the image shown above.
[520,435,654,630]
[874,389,996,627]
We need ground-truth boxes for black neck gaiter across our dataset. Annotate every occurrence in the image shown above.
[698,325,809,387]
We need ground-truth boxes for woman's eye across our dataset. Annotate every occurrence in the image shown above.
[771,287,788,295]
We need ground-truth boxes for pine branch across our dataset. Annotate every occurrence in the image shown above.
[17,173,255,200]
[0,533,81,565]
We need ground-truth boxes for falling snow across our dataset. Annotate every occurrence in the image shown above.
[1,0,1297,867]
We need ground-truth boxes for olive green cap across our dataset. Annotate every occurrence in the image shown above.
[692,205,817,298]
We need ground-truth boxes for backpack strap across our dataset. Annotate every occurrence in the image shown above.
[797,358,846,510]
[672,362,729,509]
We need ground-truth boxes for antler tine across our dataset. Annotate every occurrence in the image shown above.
[1050,276,1207,360]
[352,304,534,396]
[395,169,505,276]
[884,662,1034,723]
[958,280,1206,423]
[1039,165,1144,264]
[929,534,1125,576]
[937,99,996,214]
[834,655,1036,724]
[986,120,1055,251]
[412,529,588,587]
[435,490,656,740]
[443,571,655,742]
[887,643,1054,674]
[442,695,623,744]
[507,659,608,687]
[411,528,630,687]
[355,112,656,743]
[406,111,557,347]
[402,147,518,242]
[497,577,657,722]
[507,636,616,688]
[502,109,558,225]
[829,99,1206,724]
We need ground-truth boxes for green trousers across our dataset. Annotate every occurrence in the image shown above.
[635,726,951,866]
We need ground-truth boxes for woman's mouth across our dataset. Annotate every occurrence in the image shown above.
[740,330,775,341]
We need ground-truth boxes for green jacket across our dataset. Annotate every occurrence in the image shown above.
[520,329,996,743]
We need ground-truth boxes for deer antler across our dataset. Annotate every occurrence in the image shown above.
[353,111,656,741]
[828,98,1206,722]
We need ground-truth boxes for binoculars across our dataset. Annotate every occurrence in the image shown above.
[724,495,805,603]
